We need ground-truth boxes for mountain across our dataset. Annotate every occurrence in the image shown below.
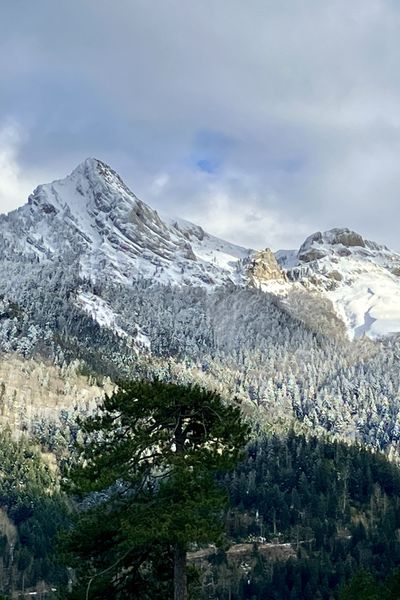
[2,158,400,598]
[2,157,400,341]
[276,228,400,339]
[2,157,400,458]
[0,158,251,288]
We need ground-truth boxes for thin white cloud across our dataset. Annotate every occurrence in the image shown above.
[146,167,311,250]
[0,121,33,213]
[184,189,309,251]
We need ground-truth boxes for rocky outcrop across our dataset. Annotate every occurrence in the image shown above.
[298,247,327,262]
[329,229,365,248]
[247,249,286,285]
[297,228,366,262]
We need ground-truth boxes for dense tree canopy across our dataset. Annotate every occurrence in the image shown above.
[196,434,400,599]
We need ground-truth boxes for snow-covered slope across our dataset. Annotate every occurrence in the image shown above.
[277,228,400,339]
[164,216,251,275]
[0,158,252,288]
[2,159,400,341]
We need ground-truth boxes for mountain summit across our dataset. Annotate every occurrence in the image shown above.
[1,158,251,286]
[1,158,400,340]
[277,228,400,339]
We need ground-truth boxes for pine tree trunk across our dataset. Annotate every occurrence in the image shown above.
[174,421,187,600]
[174,543,187,600]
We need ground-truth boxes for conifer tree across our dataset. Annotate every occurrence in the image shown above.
[63,380,250,599]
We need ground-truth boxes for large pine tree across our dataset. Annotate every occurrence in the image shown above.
[62,380,250,599]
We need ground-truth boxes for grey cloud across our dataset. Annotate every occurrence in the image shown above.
[1,0,400,250]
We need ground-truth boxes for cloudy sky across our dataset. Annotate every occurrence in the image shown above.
[1,0,400,250]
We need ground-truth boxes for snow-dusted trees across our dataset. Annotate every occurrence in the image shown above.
[1,250,400,457]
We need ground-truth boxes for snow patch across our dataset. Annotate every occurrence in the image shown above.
[76,290,151,350]
[76,291,128,338]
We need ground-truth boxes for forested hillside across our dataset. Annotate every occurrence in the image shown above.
[1,257,399,456]
[196,434,400,599]
[0,160,400,597]
[0,430,399,598]
[0,431,69,596]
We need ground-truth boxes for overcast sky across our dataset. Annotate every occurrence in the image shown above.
[1,0,400,250]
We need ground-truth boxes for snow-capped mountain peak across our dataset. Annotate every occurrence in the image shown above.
[3,159,400,341]
[1,158,252,287]
[29,157,136,216]
[278,228,400,339]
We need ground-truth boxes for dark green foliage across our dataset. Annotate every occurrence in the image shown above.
[384,567,400,599]
[339,566,400,599]
[0,425,400,598]
[62,380,250,598]
[339,570,382,600]
[199,433,400,599]
[0,430,69,596]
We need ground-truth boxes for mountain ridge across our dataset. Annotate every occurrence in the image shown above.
[0,160,400,458]
[1,157,400,339]
[1,157,252,288]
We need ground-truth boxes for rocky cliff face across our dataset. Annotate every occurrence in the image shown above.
[297,229,366,262]
[246,249,286,286]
